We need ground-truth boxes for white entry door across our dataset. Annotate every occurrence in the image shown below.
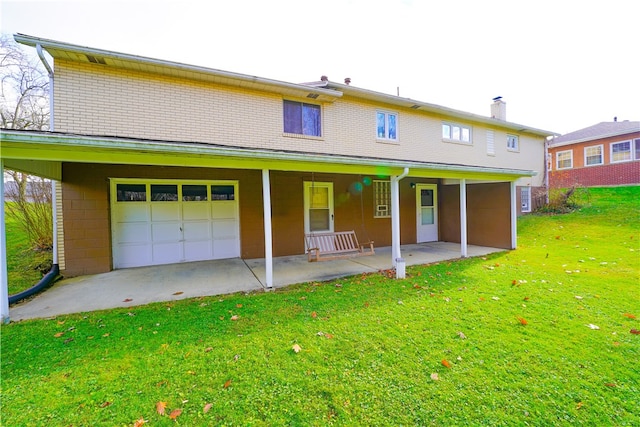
[111,180,240,268]
[416,184,438,242]
[303,182,334,234]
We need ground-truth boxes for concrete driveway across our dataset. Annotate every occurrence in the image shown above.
[9,243,503,321]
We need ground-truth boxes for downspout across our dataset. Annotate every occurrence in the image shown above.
[391,168,409,269]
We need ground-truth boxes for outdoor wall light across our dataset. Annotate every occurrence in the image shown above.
[410,182,416,189]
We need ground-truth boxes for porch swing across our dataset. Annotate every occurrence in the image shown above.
[305,175,375,262]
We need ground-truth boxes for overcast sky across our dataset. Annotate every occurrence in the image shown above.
[2,0,637,135]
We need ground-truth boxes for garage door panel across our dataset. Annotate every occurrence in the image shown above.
[151,204,180,221]
[117,243,152,267]
[212,202,236,219]
[152,223,182,242]
[184,241,213,261]
[183,203,210,221]
[115,204,150,222]
[115,222,150,244]
[213,238,239,258]
[212,219,239,238]
[183,222,210,240]
[152,242,182,264]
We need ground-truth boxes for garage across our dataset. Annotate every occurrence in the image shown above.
[110,179,240,268]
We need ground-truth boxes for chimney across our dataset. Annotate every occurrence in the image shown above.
[491,96,506,121]
[344,77,351,85]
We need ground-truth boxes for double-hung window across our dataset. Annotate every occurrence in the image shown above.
[442,122,471,143]
[584,145,603,166]
[556,150,573,169]
[611,140,632,163]
[521,187,531,213]
[377,111,397,141]
[283,100,321,137]
[507,134,519,151]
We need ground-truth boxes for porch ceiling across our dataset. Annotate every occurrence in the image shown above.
[1,130,536,181]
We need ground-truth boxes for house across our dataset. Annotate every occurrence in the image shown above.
[548,120,640,188]
[0,34,555,321]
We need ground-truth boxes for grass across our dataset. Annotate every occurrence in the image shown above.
[5,210,49,295]
[1,186,639,426]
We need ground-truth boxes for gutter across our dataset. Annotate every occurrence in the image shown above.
[1,130,538,178]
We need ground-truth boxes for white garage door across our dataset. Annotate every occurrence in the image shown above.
[110,179,240,269]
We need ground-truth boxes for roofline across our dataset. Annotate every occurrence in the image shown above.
[14,34,555,138]
[13,33,342,101]
[1,129,536,178]
[317,81,557,137]
[550,128,640,147]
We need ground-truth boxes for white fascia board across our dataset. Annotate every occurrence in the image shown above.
[550,130,640,147]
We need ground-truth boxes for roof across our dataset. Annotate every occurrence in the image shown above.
[14,33,555,138]
[550,120,640,146]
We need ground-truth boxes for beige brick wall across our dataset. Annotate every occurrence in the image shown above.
[54,59,545,185]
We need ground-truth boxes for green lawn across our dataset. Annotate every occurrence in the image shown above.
[1,186,638,426]
[5,211,47,295]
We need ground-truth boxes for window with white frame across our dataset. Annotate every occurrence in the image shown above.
[373,180,391,217]
[442,122,471,143]
[376,111,398,141]
[520,187,531,213]
[635,139,640,160]
[584,145,603,166]
[556,150,573,169]
[507,134,519,151]
[283,100,321,136]
[611,141,632,163]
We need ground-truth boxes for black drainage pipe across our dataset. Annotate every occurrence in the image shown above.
[9,264,60,305]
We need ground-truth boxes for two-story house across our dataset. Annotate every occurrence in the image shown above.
[1,34,554,314]
[548,120,640,188]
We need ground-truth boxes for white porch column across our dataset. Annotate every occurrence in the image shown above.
[262,169,273,288]
[510,181,517,249]
[460,178,468,258]
[390,168,409,268]
[1,160,10,323]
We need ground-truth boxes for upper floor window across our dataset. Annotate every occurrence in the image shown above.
[611,140,632,163]
[377,111,397,141]
[584,145,603,166]
[507,134,519,151]
[442,122,471,143]
[556,150,573,169]
[283,100,321,137]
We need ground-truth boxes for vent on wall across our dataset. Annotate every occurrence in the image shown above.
[307,93,319,99]
[85,54,107,65]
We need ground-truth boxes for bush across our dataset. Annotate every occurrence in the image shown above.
[536,186,590,214]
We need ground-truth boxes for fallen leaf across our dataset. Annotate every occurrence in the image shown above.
[64,337,74,344]
[236,304,243,308]
[233,354,240,361]
[441,359,451,369]
[156,401,167,415]
[57,320,65,325]
[168,409,182,420]
[54,332,64,338]
[203,403,212,413]
[587,324,600,330]
[523,296,530,301]
[457,331,467,339]
[311,311,318,318]
[123,298,133,302]
[325,333,334,339]
[430,373,440,381]
[205,347,213,352]
[100,401,112,408]
[604,383,617,387]
[292,344,302,353]
[102,333,110,338]
[630,329,640,335]
[230,315,239,321]
[492,296,500,301]
[133,418,147,427]
[623,313,636,319]
[576,401,584,410]
[575,295,583,300]
[172,291,183,295]
[223,379,232,389]
[517,317,528,325]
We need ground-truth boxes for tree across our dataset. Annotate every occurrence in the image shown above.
[1,34,53,276]
[0,33,49,130]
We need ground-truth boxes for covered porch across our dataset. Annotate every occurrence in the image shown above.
[9,242,502,321]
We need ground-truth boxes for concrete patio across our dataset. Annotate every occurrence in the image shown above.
[9,242,504,321]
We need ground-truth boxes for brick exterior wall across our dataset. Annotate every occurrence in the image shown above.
[549,131,640,188]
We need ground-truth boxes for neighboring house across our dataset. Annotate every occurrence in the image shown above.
[1,34,554,288]
[548,120,640,188]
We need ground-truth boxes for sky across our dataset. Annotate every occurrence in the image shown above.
[1,0,638,135]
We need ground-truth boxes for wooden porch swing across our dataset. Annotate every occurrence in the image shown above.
[305,174,375,262]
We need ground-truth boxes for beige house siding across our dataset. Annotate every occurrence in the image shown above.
[53,59,546,185]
